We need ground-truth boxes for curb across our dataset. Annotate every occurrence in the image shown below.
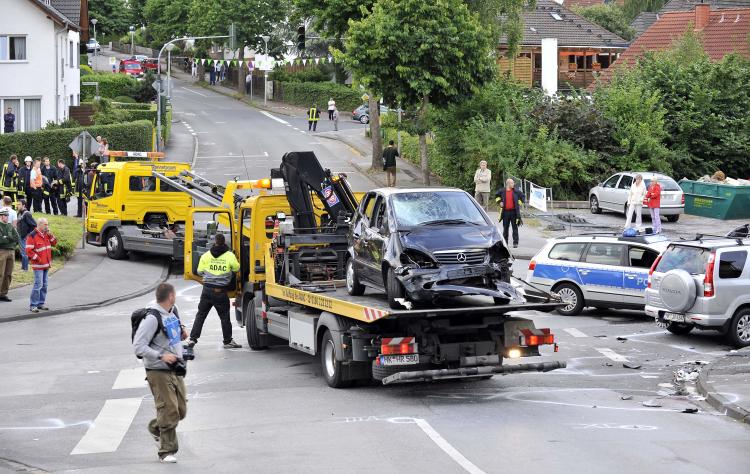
[191,133,199,168]
[696,357,750,424]
[0,261,171,324]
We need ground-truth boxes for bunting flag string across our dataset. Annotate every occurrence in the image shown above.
[191,56,335,70]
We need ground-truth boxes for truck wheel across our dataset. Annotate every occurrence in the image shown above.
[666,322,693,336]
[321,330,351,388]
[105,229,127,260]
[245,298,267,350]
[346,258,365,296]
[553,283,584,316]
[386,268,406,309]
[726,308,750,348]
[666,214,680,223]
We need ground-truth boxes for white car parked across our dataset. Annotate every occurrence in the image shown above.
[589,172,684,222]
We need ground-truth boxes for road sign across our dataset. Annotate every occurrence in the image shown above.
[152,79,161,92]
[109,56,116,65]
[68,131,99,162]
[361,93,369,102]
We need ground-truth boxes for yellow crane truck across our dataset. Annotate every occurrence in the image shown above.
[170,151,566,387]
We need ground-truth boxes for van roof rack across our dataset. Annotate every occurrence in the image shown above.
[689,233,746,246]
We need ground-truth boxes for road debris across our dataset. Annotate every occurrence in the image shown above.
[643,400,662,408]
[621,395,633,400]
[682,408,699,414]
[623,363,642,370]
[616,337,628,342]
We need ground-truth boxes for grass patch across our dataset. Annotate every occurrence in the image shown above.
[8,214,82,289]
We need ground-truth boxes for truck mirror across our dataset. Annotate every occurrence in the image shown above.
[276,212,286,220]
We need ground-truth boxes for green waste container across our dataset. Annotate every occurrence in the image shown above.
[679,179,750,220]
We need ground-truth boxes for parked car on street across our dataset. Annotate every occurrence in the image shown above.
[352,104,389,124]
[645,237,750,347]
[346,188,519,309]
[119,59,144,78]
[142,58,159,71]
[133,54,149,63]
[589,172,684,222]
[527,234,670,316]
[86,39,100,52]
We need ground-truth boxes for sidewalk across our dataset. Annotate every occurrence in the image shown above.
[1,246,170,322]
[697,349,750,424]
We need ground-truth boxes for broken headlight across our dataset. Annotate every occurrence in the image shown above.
[489,241,511,262]
[400,249,439,269]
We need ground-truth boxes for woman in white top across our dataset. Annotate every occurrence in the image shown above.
[327,98,336,120]
[625,174,647,229]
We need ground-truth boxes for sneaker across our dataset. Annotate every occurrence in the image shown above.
[0,295,11,302]
[513,243,518,248]
[38,306,49,311]
[223,339,242,349]
[29,307,39,313]
[160,454,177,463]
[185,339,197,348]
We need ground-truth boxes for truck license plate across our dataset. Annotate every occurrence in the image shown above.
[664,312,686,323]
[379,354,419,366]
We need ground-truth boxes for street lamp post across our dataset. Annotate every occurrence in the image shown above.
[156,35,229,151]
[261,35,270,106]
[129,25,135,55]
[165,43,176,100]
[90,18,97,69]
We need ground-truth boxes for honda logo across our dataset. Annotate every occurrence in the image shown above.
[456,253,466,262]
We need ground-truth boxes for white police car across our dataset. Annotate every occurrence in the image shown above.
[526,234,670,315]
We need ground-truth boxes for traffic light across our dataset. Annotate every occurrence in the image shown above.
[296,26,305,52]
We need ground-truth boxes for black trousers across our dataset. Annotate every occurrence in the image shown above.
[502,212,519,245]
[308,120,317,131]
[55,192,67,216]
[43,192,59,214]
[29,189,42,212]
[190,287,232,344]
[76,194,85,217]
[328,110,334,120]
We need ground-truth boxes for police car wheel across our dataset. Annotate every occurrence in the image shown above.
[359,115,369,124]
[553,283,584,316]
[105,229,127,260]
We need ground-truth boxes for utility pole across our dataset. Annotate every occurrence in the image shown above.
[90,18,97,69]
[261,35,270,106]
[129,25,135,55]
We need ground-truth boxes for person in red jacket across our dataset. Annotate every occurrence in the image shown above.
[645,176,662,234]
[25,217,57,313]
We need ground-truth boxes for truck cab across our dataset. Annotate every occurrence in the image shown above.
[86,161,192,259]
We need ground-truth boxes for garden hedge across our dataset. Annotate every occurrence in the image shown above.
[80,74,138,101]
[275,82,363,113]
[0,120,153,168]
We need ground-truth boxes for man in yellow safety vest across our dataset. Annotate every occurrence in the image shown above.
[307,104,320,132]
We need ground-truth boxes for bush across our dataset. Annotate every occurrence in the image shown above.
[130,71,158,103]
[46,214,82,258]
[80,74,138,101]
[275,82,362,112]
[80,53,88,65]
[270,66,330,83]
[113,95,137,103]
[80,65,94,76]
[43,118,81,130]
[0,120,153,169]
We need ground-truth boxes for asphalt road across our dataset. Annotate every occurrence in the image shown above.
[2,50,747,472]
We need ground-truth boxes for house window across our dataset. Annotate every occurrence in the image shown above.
[69,41,74,67]
[0,35,27,60]
[0,98,41,133]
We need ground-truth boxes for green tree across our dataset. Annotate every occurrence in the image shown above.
[622,0,667,22]
[143,0,190,48]
[89,0,133,37]
[573,4,635,41]
[189,0,292,94]
[344,0,495,184]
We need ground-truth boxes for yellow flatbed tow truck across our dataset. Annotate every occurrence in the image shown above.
[174,151,566,387]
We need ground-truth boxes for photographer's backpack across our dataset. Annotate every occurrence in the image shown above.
[130,308,163,359]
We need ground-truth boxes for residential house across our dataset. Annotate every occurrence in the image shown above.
[498,0,629,90]
[630,0,750,38]
[596,3,750,85]
[0,0,81,133]
[563,0,625,7]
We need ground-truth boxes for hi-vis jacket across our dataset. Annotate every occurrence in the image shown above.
[0,160,18,192]
[307,107,320,122]
[26,229,57,270]
[197,247,240,289]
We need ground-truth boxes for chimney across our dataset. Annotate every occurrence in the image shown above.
[695,3,710,30]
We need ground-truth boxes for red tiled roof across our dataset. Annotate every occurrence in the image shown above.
[593,6,750,87]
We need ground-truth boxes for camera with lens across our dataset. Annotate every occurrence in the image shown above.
[183,346,195,361]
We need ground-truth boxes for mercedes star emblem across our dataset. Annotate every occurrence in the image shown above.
[456,253,466,262]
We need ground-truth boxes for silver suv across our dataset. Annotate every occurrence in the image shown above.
[645,238,750,347]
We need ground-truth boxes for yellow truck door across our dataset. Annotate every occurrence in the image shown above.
[85,169,118,233]
[185,207,239,296]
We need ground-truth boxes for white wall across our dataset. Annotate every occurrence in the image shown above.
[0,0,79,131]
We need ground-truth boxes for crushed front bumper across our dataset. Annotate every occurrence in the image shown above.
[395,264,522,302]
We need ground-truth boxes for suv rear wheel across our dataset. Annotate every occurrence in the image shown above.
[726,308,750,348]
[666,322,693,335]
[553,283,584,316]
[666,215,680,223]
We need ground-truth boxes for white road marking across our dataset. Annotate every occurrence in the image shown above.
[260,111,289,125]
[563,328,588,338]
[596,348,629,362]
[181,87,207,97]
[70,398,143,455]
[196,154,268,159]
[413,419,485,474]
[215,121,227,124]
[112,368,146,390]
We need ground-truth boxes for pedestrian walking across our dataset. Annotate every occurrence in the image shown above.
[646,176,662,234]
[245,72,252,95]
[29,158,43,212]
[473,160,491,211]
[191,59,197,77]
[327,98,336,120]
[16,156,32,206]
[1,196,17,226]
[382,140,399,187]
[16,199,35,272]
[495,178,525,248]
[1,154,19,203]
[0,208,19,302]
[332,106,339,131]
[74,161,88,217]
[132,282,188,464]
[3,107,15,133]
[41,157,58,215]
[209,65,216,85]
[54,159,72,216]
[307,104,320,131]
[625,174,647,229]
[186,233,242,349]
[26,217,56,313]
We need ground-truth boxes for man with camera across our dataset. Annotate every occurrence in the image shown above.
[133,283,189,464]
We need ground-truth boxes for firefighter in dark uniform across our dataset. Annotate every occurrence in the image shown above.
[307,104,320,132]
[41,157,58,215]
[186,233,242,349]
[0,154,19,205]
[16,156,33,205]
[54,159,73,216]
